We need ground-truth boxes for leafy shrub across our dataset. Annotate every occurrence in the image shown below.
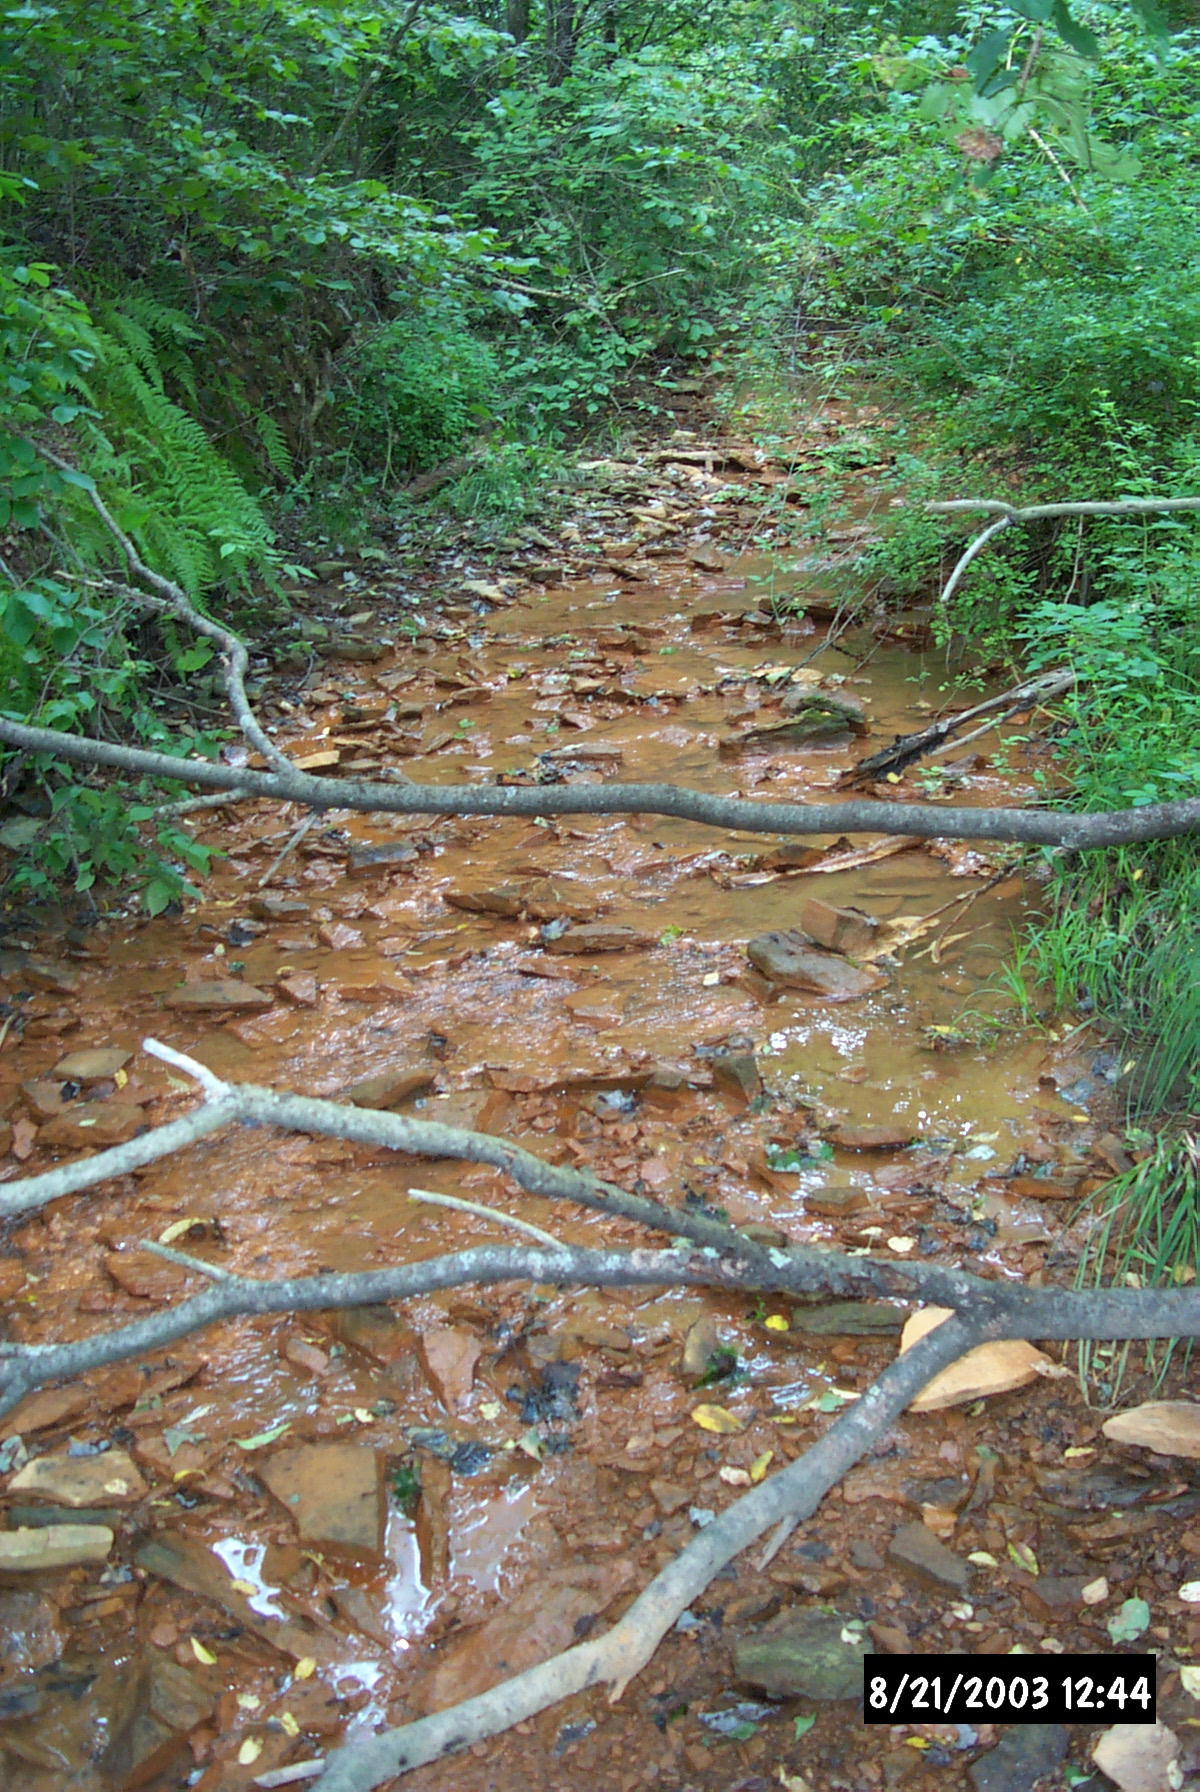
[337,314,498,479]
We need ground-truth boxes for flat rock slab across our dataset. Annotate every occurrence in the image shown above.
[545,923,656,954]
[0,1524,113,1569]
[38,1102,146,1148]
[346,1067,434,1109]
[830,1122,915,1150]
[418,1327,482,1409]
[445,884,525,917]
[806,1186,870,1218]
[100,1656,215,1790]
[1102,1400,1200,1459]
[791,1301,905,1336]
[277,971,319,1007]
[51,1046,131,1083]
[259,1443,385,1557]
[348,841,419,876]
[250,894,310,919]
[888,1520,970,1592]
[0,1383,91,1437]
[798,898,880,955]
[969,1724,1069,1792]
[9,1448,147,1507]
[334,1303,418,1367]
[164,979,273,1011]
[747,931,885,1001]
[712,1051,761,1108]
[136,1531,341,1664]
[900,1306,1051,1412]
[735,1605,868,1700]
[1091,1722,1180,1792]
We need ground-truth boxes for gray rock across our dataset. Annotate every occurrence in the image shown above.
[747,930,885,1000]
[968,1724,1068,1792]
[887,1520,971,1592]
[735,1605,867,1701]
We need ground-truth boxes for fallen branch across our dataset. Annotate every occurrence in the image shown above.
[844,668,1075,784]
[1,1042,1198,1788]
[926,493,1200,615]
[1,713,1196,848]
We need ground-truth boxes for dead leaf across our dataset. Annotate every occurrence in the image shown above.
[691,1403,743,1434]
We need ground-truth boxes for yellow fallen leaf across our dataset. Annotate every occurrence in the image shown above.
[115,1068,128,1088]
[1063,1446,1094,1459]
[968,1551,999,1567]
[190,1638,217,1665]
[237,1693,261,1710]
[1082,1577,1109,1605]
[1008,1540,1039,1576]
[719,1466,752,1487]
[905,1737,930,1750]
[237,1738,263,1766]
[1180,1664,1200,1700]
[353,1408,376,1424]
[750,1450,774,1483]
[279,1711,300,1738]
[702,970,720,987]
[691,1403,742,1434]
[294,1658,316,1680]
[159,1217,202,1244]
[764,1315,789,1332]
[887,1236,916,1255]
[229,1579,257,1597]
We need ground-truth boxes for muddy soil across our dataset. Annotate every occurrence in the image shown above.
[0,394,1197,1792]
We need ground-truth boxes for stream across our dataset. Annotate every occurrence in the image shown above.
[0,396,1195,1792]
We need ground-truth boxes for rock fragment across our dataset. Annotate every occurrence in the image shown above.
[887,1520,970,1592]
[164,979,273,1011]
[259,1443,385,1557]
[545,923,656,954]
[969,1725,1069,1792]
[50,1046,131,1082]
[345,1067,434,1109]
[747,930,885,1000]
[735,1606,867,1700]
[0,1524,113,1570]
[38,1101,146,1148]
[1102,1400,1200,1459]
[9,1448,146,1507]
[899,1306,1051,1412]
[417,1327,482,1410]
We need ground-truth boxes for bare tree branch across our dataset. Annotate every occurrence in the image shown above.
[1,714,1196,848]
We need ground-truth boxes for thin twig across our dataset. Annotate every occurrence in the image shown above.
[138,1239,234,1281]
[257,813,316,888]
[408,1186,564,1247]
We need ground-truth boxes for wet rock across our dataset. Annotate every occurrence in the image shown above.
[259,1443,385,1558]
[25,958,79,995]
[9,1502,126,1530]
[417,1560,636,1711]
[0,1382,90,1436]
[545,922,657,954]
[650,1479,691,1516]
[100,1655,216,1790]
[1103,1400,1200,1459]
[283,1337,331,1378]
[0,1590,64,1668]
[791,1301,905,1336]
[747,930,885,1000]
[136,1531,341,1664]
[735,1605,868,1700]
[798,898,880,955]
[277,970,319,1007]
[712,1051,762,1110]
[20,1077,72,1120]
[50,1046,131,1083]
[38,1100,146,1148]
[8,1447,146,1506]
[681,1313,720,1379]
[739,1221,789,1248]
[688,542,728,572]
[0,1677,41,1721]
[868,1621,911,1653]
[968,1724,1068,1792]
[334,974,411,1004]
[781,686,869,733]
[806,1187,870,1218]
[830,1122,915,1150]
[104,1249,190,1302]
[1092,1722,1180,1792]
[642,1065,691,1109]
[1021,1575,1091,1621]
[164,979,273,1011]
[0,1524,113,1569]
[417,1326,482,1410]
[328,634,386,661]
[330,1583,390,1648]
[414,1452,452,1588]
[887,1520,970,1592]
[445,883,525,917]
[249,893,310,920]
[317,920,364,950]
[347,840,418,877]
[850,1540,886,1571]
[333,1303,418,1367]
[346,1067,434,1109]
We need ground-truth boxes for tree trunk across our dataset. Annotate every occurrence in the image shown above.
[546,0,576,82]
[506,0,529,44]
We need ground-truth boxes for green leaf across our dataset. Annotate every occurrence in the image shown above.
[1107,1597,1150,1644]
[234,1421,291,1452]
[793,1714,816,1740]
[966,26,1015,89]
